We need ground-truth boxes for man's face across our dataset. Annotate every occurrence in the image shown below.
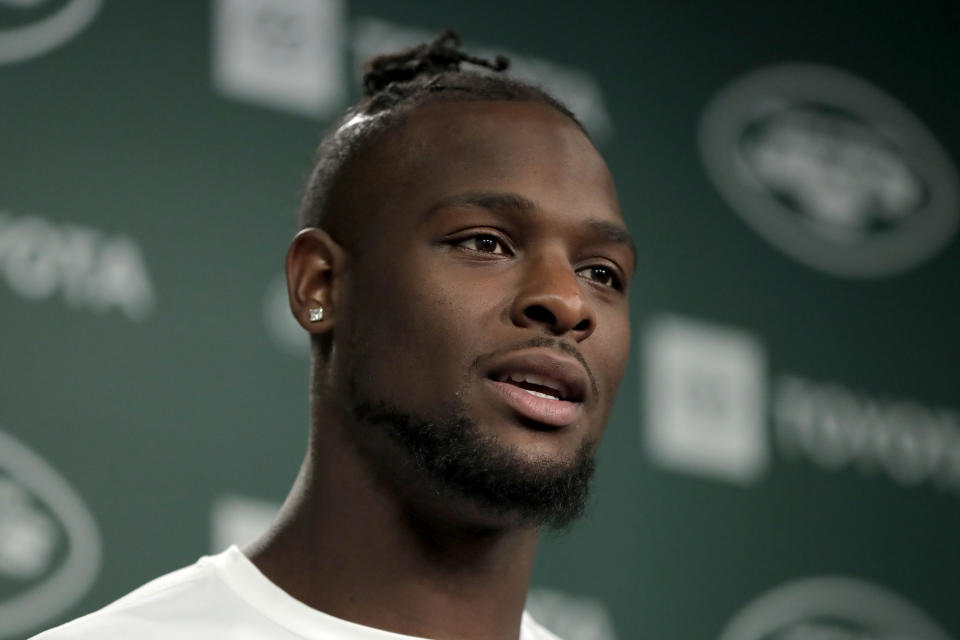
[329,100,634,527]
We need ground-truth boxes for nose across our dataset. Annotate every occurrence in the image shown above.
[510,252,596,341]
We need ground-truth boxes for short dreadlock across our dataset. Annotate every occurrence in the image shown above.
[297,30,585,243]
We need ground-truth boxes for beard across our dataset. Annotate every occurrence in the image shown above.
[347,376,596,530]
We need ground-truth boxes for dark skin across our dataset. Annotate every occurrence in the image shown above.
[247,100,634,640]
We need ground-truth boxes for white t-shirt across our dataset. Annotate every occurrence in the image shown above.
[32,546,563,640]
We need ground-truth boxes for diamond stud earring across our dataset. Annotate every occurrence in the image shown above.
[308,307,324,322]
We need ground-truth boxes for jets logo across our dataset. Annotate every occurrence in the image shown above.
[700,63,959,278]
[0,428,101,638]
[0,0,102,65]
[719,577,953,640]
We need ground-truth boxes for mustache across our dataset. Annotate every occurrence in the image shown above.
[473,336,600,398]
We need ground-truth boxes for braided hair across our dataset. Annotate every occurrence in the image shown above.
[297,30,585,240]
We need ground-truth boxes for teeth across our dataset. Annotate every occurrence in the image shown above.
[521,373,546,387]
[496,372,565,400]
[523,389,558,400]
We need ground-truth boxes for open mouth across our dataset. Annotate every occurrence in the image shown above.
[483,350,590,428]
[494,373,568,401]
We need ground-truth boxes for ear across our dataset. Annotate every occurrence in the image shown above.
[286,228,349,334]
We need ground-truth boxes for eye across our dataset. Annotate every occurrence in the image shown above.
[457,233,511,255]
[577,264,623,290]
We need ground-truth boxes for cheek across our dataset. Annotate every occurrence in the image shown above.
[597,316,632,396]
[344,266,482,401]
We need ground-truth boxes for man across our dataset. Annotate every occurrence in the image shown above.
[34,31,634,640]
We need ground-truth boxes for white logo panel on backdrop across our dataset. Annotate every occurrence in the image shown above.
[0,0,102,65]
[643,315,769,484]
[212,0,346,118]
[700,63,959,278]
[642,313,960,495]
[0,429,101,638]
[211,3,615,143]
[0,210,156,321]
[210,493,280,552]
[719,576,953,640]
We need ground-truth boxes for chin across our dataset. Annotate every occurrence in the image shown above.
[349,377,598,531]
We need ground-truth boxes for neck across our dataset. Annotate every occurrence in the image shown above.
[246,411,541,640]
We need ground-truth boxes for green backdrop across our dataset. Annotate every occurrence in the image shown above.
[2,1,958,638]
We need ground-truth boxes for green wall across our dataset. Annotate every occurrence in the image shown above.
[2,1,958,638]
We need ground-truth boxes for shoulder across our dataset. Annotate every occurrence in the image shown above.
[30,552,229,639]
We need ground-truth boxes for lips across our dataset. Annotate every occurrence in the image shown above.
[485,351,590,428]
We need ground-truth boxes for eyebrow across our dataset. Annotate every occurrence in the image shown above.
[428,190,637,265]
[587,220,636,265]
[428,191,536,216]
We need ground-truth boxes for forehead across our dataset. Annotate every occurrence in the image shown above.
[344,100,622,232]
